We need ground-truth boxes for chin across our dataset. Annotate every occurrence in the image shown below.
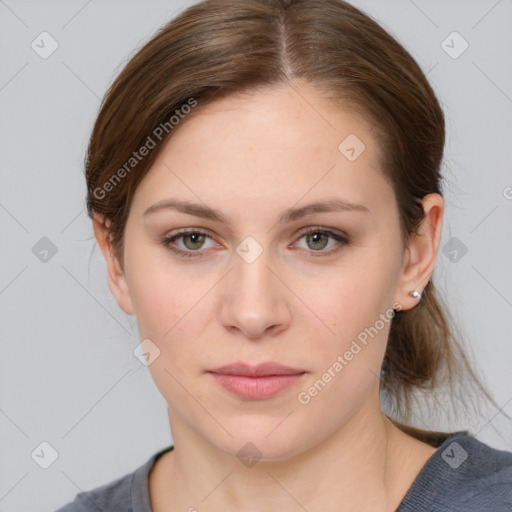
[212,420,308,463]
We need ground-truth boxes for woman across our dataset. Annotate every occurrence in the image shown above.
[56,0,512,510]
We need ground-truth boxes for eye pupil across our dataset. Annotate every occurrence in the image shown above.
[184,233,206,250]
[307,232,328,250]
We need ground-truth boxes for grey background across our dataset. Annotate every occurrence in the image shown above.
[0,0,511,510]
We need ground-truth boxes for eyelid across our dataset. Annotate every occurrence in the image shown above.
[290,226,349,257]
[292,225,349,242]
[162,228,217,258]
[161,226,349,258]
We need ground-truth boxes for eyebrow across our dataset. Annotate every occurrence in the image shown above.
[143,197,370,224]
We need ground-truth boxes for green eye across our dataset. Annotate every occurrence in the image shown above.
[162,230,213,258]
[294,228,349,257]
[161,227,349,259]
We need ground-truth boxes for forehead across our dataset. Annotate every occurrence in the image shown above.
[130,84,395,222]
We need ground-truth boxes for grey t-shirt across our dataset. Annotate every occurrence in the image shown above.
[55,432,512,511]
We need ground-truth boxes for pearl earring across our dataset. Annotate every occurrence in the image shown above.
[409,290,422,299]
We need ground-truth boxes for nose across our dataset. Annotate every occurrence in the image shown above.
[219,244,292,340]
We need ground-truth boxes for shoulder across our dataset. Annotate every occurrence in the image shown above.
[54,471,135,512]
[54,446,174,512]
[398,433,512,512]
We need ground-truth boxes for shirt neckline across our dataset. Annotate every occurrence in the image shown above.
[132,431,470,512]
[132,444,175,512]
[394,430,471,511]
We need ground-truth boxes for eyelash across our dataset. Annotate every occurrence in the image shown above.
[160,227,349,259]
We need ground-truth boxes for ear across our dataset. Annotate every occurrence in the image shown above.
[394,193,444,311]
[92,215,135,316]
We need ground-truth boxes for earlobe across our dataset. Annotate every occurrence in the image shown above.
[92,215,135,316]
[394,193,444,310]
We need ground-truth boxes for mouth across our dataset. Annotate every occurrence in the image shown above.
[208,361,307,399]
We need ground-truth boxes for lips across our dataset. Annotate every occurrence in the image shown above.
[208,362,307,399]
[209,361,306,377]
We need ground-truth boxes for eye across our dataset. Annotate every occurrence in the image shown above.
[161,226,349,259]
[292,227,349,257]
[161,229,216,258]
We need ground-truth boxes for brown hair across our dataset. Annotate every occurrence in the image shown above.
[85,0,499,443]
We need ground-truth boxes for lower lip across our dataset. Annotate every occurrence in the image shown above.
[209,372,306,399]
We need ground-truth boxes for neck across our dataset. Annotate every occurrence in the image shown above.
[154,389,433,512]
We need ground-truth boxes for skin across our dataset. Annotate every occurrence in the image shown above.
[94,82,443,512]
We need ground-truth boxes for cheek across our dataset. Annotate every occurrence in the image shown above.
[296,281,394,421]
[319,289,392,378]
[298,258,398,393]
[125,248,212,367]
[131,274,210,415]
[125,241,193,337]
[312,261,396,339]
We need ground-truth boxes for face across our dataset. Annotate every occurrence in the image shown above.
[104,83,421,461]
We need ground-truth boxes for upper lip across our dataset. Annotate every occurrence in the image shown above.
[209,362,306,377]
